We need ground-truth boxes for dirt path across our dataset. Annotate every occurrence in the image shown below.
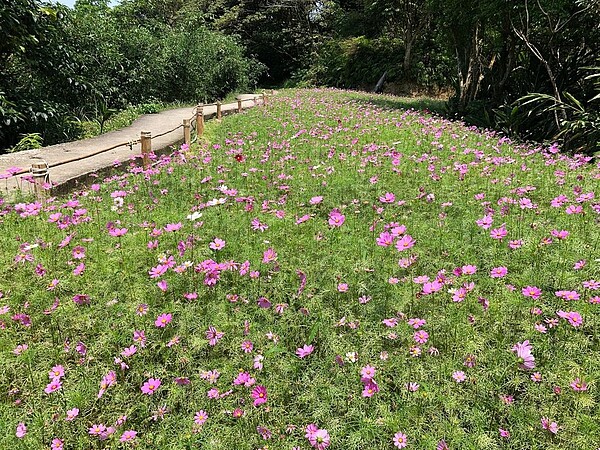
[0,94,264,197]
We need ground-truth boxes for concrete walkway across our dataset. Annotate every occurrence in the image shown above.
[0,94,264,197]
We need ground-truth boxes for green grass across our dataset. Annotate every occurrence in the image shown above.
[0,88,599,450]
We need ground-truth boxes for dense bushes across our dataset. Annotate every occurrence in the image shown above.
[307,36,452,92]
[0,0,261,152]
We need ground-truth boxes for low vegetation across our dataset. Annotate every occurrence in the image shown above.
[0,89,599,449]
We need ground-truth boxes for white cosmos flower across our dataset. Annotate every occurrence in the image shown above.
[186,211,203,221]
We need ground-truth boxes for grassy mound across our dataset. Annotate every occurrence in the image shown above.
[1,89,599,449]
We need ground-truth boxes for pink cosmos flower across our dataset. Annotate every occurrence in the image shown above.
[557,310,583,327]
[328,209,345,227]
[490,266,508,278]
[476,214,493,229]
[164,222,182,232]
[309,196,323,205]
[379,192,396,203]
[376,231,394,247]
[51,438,64,450]
[393,431,408,448]
[194,410,208,426]
[120,430,137,442]
[362,380,379,397]
[133,330,146,347]
[395,234,416,251]
[413,330,429,344]
[108,228,128,237]
[570,377,588,391]
[461,264,477,274]
[522,286,542,300]
[452,287,467,303]
[531,372,542,382]
[499,428,510,438]
[16,422,27,438]
[72,246,86,260]
[360,365,376,380]
[89,424,106,436]
[157,280,168,292]
[155,313,172,328]
[382,318,398,331]
[66,408,79,421]
[408,318,426,329]
[307,427,330,450]
[251,385,268,406]
[422,280,443,295]
[141,378,161,395]
[241,340,254,353]
[541,417,559,434]
[45,378,62,394]
[72,294,90,306]
[121,345,137,357]
[296,344,314,359]
[206,326,224,346]
[490,225,507,240]
[511,340,535,370]
[452,371,466,382]
[49,365,65,379]
[337,283,348,292]
[233,371,255,387]
[262,247,277,263]
[436,439,449,450]
[257,296,271,308]
[209,238,226,250]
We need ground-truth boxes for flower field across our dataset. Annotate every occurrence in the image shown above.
[1,89,599,449]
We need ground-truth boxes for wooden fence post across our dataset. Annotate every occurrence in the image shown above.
[31,161,49,200]
[196,105,204,137]
[216,101,222,120]
[262,92,267,105]
[237,99,242,113]
[141,131,151,169]
[183,119,191,147]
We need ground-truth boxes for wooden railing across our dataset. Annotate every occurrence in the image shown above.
[4,92,269,198]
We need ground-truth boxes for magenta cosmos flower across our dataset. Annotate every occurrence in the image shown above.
[251,385,268,406]
[296,344,314,358]
[522,286,542,300]
[328,209,345,227]
[154,313,172,328]
[141,378,161,395]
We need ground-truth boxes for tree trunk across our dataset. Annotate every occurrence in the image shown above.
[403,32,413,75]
[458,21,483,112]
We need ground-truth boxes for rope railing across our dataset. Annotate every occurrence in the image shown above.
[4,92,270,199]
